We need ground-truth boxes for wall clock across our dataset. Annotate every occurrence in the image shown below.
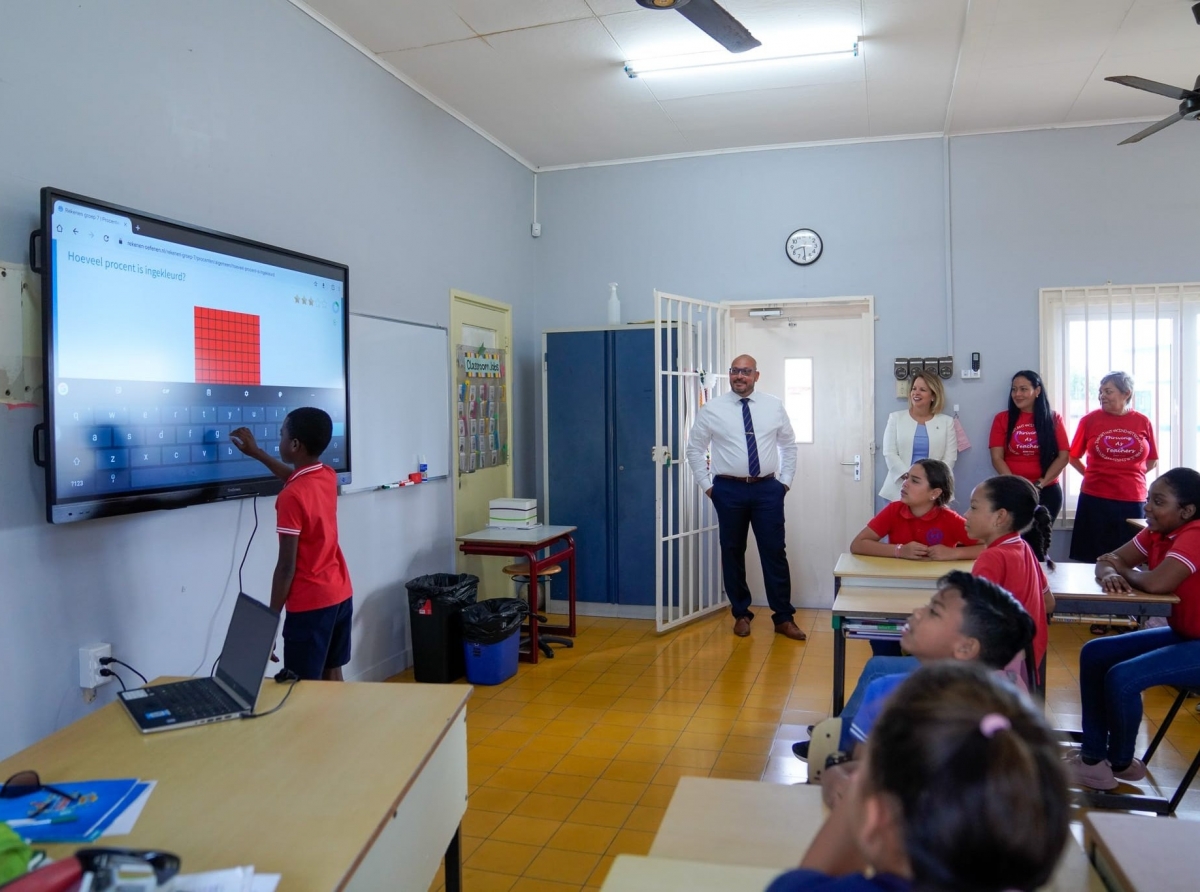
[786,229,822,265]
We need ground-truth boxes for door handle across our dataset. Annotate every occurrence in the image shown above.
[840,455,861,481]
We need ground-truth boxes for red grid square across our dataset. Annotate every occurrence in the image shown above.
[194,307,261,385]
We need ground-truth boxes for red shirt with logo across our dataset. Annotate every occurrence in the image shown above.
[276,463,352,612]
[1070,409,1157,502]
[867,501,975,549]
[1131,520,1200,639]
[988,410,1070,484]
[972,535,1049,667]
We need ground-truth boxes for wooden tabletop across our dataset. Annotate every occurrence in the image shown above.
[602,855,780,891]
[456,524,577,546]
[830,587,932,619]
[647,778,1101,891]
[1083,812,1200,892]
[833,553,975,582]
[0,681,470,890]
[1046,561,1177,605]
[651,777,824,868]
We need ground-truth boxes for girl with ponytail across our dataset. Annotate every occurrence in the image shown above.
[768,662,1069,892]
[965,476,1055,682]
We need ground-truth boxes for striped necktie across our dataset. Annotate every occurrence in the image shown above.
[740,398,760,477]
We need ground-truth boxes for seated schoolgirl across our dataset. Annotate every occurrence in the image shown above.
[964,475,1055,682]
[769,662,1070,892]
[851,460,982,562]
[1068,467,1200,791]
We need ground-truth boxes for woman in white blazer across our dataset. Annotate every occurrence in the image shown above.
[880,370,957,501]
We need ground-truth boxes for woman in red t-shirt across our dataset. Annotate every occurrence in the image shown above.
[1068,371,1158,562]
[989,370,1070,522]
[851,459,981,561]
[1067,468,1200,792]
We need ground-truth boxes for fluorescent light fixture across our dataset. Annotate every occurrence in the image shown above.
[625,39,859,78]
[748,308,782,318]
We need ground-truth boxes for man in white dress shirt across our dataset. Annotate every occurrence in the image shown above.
[685,355,805,640]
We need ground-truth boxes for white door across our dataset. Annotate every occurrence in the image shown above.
[731,299,875,610]
[654,290,730,631]
[450,290,514,601]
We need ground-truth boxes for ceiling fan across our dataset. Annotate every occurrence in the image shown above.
[1105,74,1200,144]
[635,0,761,53]
[1105,3,1200,144]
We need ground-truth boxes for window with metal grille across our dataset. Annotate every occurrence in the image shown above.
[1040,283,1200,519]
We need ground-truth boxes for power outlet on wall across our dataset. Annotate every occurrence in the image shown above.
[79,642,112,689]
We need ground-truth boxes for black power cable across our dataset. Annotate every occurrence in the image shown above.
[244,677,299,719]
[97,668,127,691]
[99,657,148,686]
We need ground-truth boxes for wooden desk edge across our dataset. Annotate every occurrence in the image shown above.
[335,689,471,890]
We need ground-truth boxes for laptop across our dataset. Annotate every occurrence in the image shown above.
[119,593,281,733]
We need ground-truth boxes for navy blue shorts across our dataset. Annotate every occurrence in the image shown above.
[283,597,353,680]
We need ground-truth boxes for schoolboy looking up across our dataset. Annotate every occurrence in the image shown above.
[231,407,353,681]
[795,571,1034,765]
[846,571,1034,750]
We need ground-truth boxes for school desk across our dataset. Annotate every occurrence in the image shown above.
[830,586,931,714]
[1044,561,1177,619]
[601,855,781,891]
[1083,811,1200,892]
[647,777,1104,891]
[832,552,976,594]
[0,680,470,892]
[456,524,578,663]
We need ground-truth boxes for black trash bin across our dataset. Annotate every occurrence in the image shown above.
[405,573,478,683]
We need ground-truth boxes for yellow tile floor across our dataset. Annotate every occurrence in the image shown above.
[390,610,1200,891]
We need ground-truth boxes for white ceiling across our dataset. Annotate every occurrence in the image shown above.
[297,0,1200,168]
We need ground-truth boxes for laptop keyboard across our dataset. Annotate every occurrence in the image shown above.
[144,678,242,722]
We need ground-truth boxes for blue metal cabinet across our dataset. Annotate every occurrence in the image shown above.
[544,327,660,607]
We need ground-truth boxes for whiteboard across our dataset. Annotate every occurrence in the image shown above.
[345,313,451,493]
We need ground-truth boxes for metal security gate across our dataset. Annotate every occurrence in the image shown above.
[654,290,730,632]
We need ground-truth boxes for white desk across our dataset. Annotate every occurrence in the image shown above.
[833,552,975,592]
[1045,561,1176,619]
[829,587,931,714]
[0,681,470,892]
[647,777,1103,891]
[1084,812,1200,892]
[602,855,780,891]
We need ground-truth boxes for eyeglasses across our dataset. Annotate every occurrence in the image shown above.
[76,848,182,887]
[729,367,756,377]
[1,770,82,815]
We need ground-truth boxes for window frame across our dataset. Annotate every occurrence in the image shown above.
[1040,283,1200,522]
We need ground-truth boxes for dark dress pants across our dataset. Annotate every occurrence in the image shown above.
[711,476,795,626]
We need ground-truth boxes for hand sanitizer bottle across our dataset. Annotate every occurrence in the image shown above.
[607,282,621,325]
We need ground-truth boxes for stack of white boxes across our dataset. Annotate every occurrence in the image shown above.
[488,498,539,529]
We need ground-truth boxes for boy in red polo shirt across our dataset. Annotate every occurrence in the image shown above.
[231,407,353,681]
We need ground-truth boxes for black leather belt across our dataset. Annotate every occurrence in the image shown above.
[715,473,775,484]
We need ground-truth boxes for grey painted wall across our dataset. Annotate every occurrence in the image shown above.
[533,138,952,503]
[533,124,1200,540]
[947,123,1200,507]
[0,0,536,758]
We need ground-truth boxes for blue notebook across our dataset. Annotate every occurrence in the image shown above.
[0,778,147,843]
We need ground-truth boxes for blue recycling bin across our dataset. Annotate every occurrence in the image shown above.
[463,631,520,685]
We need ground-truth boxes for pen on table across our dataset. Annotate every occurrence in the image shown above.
[7,816,78,827]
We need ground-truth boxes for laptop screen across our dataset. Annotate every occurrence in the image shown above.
[216,594,280,708]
